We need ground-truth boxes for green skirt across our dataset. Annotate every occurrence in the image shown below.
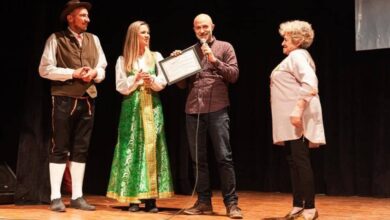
[106,89,174,203]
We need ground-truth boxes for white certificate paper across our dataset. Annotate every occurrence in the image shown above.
[159,46,202,85]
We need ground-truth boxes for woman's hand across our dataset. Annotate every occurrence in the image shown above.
[142,74,154,88]
[290,99,307,128]
[135,69,144,82]
[290,116,302,128]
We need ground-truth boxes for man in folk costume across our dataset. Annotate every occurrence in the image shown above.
[38,0,107,212]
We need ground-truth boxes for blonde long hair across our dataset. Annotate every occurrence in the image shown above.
[123,21,155,73]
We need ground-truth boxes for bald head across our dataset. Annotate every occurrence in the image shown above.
[194,13,213,26]
[193,13,215,42]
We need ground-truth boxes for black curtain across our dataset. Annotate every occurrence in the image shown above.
[3,0,390,204]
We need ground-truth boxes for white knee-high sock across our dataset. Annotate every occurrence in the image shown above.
[69,161,86,200]
[49,163,66,201]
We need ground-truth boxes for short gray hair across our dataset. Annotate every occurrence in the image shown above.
[279,20,314,49]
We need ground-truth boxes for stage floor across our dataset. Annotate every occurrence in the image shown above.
[1,191,389,219]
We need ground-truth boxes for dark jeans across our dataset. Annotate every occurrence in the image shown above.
[50,96,95,163]
[186,108,238,206]
[284,138,315,209]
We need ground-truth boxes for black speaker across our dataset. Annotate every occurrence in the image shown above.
[0,162,16,204]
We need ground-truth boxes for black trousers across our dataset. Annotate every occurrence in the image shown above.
[284,138,315,209]
[186,108,238,206]
[49,96,95,163]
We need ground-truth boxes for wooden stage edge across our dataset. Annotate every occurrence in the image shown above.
[1,191,389,220]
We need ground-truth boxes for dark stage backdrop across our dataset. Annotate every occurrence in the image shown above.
[2,0,390,204]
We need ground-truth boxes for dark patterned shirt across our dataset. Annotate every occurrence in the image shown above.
[184,37,239,114]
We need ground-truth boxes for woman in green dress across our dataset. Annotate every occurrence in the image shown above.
[106,21,174,213]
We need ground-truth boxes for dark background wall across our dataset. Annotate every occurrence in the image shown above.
[2,0,390,203]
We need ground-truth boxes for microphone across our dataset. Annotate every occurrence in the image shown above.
[200,38,208,46]
[200,38,210,60]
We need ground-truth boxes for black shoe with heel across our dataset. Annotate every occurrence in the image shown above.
[144,199,158,213]
[128,203,140,212]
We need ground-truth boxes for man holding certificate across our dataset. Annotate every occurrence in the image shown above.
[172,13,242,219]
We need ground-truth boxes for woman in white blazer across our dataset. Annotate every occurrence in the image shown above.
[270,20,325,220]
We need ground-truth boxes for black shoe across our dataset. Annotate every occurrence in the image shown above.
[128,203,140,212]
[70,197,96,211]
[226,204,243,219]
[145,199,158,213]
[183,200,213,215]
[50,198,66,212]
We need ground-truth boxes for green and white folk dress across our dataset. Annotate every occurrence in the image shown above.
[107,53,174,203]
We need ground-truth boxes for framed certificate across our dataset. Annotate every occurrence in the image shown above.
[159,46,202,85]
